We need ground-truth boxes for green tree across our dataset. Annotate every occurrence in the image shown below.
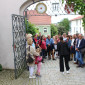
[62,0,85,34]
[25,19,39,36]
[57,18,70,35]
[62,0,85,15]
[57,26,65,35]
[50,24,58,37]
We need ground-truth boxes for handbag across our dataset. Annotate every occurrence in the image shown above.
[35,56,42,64]
[37,56,42,62]
[27,46,34,64]
[80,48,85,54]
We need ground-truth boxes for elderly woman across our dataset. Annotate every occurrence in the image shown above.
[26,33,35,48]
[26,38,39,79]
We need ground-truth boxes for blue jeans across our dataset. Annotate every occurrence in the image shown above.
[74,53,76,61]
[75,51,84,65]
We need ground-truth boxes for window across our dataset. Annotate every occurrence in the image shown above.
[76,27,78,32]
[80,27,81,33]
[44,28,47,33]
[76,31,78,33]
[76,20,78,25]
[80,20,81,25]
[52,3,59,11]
[74,27,75,33]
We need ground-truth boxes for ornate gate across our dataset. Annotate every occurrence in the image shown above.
[12,14,26,79]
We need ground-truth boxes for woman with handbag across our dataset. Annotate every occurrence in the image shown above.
[26,38,39,79]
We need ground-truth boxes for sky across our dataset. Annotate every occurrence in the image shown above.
[51,15,79,23]
[27,0,80,23]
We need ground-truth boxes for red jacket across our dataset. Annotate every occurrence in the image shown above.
[33,38,39,47]
[44,38,46,42]
[39,40,46,49]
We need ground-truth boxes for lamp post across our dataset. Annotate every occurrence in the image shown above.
[25,9,29,30]
[25,9,28,19]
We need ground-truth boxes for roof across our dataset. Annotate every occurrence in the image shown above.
[70,15,84,21]
[27,10,49,16]
[26,10,51,25]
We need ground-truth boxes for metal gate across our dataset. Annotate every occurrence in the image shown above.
[12,14,26,79]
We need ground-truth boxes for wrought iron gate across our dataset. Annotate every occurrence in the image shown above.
[12,14,26,79]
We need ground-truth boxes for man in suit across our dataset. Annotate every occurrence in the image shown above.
[73,34,79,64]
[75,34,85,67]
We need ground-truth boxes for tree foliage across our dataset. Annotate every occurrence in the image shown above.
[50,24,58,37]
[25,19,39,36]
[65,0,85,15]
[57,26,66,35]
[57,18,70,35]
[62,0,85,30]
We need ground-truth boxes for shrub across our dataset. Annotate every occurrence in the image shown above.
[0,64,2,71]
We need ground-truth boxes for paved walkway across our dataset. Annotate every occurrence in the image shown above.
[0,59,85,85]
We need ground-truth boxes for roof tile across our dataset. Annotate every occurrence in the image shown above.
[27,10,51,25]
[70,15,84,21]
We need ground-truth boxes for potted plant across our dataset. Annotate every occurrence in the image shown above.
[0,64,2,71]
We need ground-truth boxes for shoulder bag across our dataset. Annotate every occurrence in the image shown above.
[27,46,34,64]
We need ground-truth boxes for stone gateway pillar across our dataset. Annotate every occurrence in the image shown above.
[0,0,40,69]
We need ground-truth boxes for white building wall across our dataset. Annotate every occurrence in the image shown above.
[81,20,84,35]
[0,0,39,69]
[70,19,84,35]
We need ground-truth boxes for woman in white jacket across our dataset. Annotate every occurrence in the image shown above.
[26,38,39,79]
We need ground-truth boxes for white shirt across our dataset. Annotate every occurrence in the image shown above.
[78,39,81,47]
[71,39,75,46]
[63,37,67,41]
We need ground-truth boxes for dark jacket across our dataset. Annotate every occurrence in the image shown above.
[66,39,71,48]
[76,39,85,50]
[57,41,69,56]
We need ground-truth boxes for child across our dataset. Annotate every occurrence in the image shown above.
[35,47,42,77]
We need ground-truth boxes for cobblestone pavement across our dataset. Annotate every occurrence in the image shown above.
[0,58,85,85]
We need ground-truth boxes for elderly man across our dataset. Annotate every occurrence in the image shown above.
[63,33,67,41]
[75,34,85,67]
[46,35,55,60]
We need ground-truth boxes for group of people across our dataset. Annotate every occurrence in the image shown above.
[26,32,85,78]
